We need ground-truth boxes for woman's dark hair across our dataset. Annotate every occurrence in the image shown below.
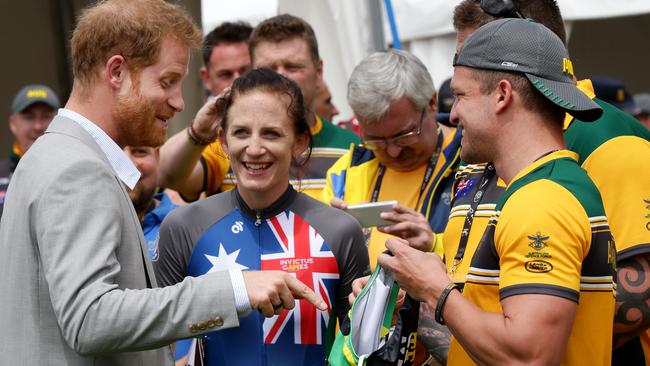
[218,68,312,164]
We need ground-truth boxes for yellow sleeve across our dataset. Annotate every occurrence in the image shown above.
[201,141,230,194]
[495,180,590,300]
[582,136,650,259]
[432,232,444,259]
[319,178,335,206]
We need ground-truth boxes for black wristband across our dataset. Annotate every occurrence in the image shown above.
[435,282,460,325]
[187,120,218,146]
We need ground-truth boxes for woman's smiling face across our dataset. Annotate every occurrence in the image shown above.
[221,89,308,208]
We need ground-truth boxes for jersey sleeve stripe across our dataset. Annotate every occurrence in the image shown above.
[616,243,650,261]
[500,283,580,302]
[466,274,500,283]
[468,266,500,275]
[580,275,614,282]
[589,216,608,222]
[580,283,614,290]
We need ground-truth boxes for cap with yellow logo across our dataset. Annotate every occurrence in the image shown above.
[12,84,61,113]
[454,18,603,122]
[590,76,635,114]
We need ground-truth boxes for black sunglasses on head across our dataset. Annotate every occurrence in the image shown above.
[480,0,524,19]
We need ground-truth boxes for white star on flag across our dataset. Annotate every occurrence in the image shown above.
[205,243,248,273]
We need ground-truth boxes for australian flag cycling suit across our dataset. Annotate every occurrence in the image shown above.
[155,186,369,365]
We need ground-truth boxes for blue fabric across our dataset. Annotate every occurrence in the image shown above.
[187,208,341,366]
[142,192,178,261]
[143,192,187,360]
[419,127,463,233]
[330,170,347,199]
[174,339,193,361]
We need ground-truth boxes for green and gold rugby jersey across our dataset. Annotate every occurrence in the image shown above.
[447,150,616,366]
[563,80,650,260]
[564,81,650,364]
[443,79,650,363]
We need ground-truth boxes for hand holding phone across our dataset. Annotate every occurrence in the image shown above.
[345,200,398,228]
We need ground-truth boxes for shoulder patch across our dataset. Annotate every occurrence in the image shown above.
[455,177,477,199]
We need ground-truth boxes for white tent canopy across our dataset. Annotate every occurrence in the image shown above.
[390,0,650,40]
[227,0,650,121]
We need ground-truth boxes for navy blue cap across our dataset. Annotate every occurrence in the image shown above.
[436,78,454,126]
[591,77,634,114]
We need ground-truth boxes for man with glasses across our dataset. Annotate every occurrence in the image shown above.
[322,49,463,268]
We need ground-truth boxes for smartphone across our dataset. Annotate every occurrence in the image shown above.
[345,200,398,228]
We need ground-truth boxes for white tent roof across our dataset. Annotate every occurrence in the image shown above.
[390,0,650,42]
[237,0,650,121]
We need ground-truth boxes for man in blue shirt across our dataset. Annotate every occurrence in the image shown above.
[125,146,194,365]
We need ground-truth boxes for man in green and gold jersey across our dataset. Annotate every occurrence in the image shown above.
[378,18,616,365]
[436,2,650,364]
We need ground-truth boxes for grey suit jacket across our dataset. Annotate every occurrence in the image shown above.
[0,116,240,365]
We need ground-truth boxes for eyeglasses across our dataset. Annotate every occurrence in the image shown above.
[363,109,426,151]
[480,0,524,19]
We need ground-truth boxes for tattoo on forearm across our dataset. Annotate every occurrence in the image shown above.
[418,302,451,364]
[613,253,650,348]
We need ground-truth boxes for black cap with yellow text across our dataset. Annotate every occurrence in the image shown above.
[11,84,61,113]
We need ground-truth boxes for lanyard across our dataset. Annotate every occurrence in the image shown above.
[448,162,496,277]
[370,130,444,208]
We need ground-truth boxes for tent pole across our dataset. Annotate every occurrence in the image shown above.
[367,0,386,52]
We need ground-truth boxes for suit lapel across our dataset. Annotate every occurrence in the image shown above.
[46,115,159,288]
[115,179,159,288]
